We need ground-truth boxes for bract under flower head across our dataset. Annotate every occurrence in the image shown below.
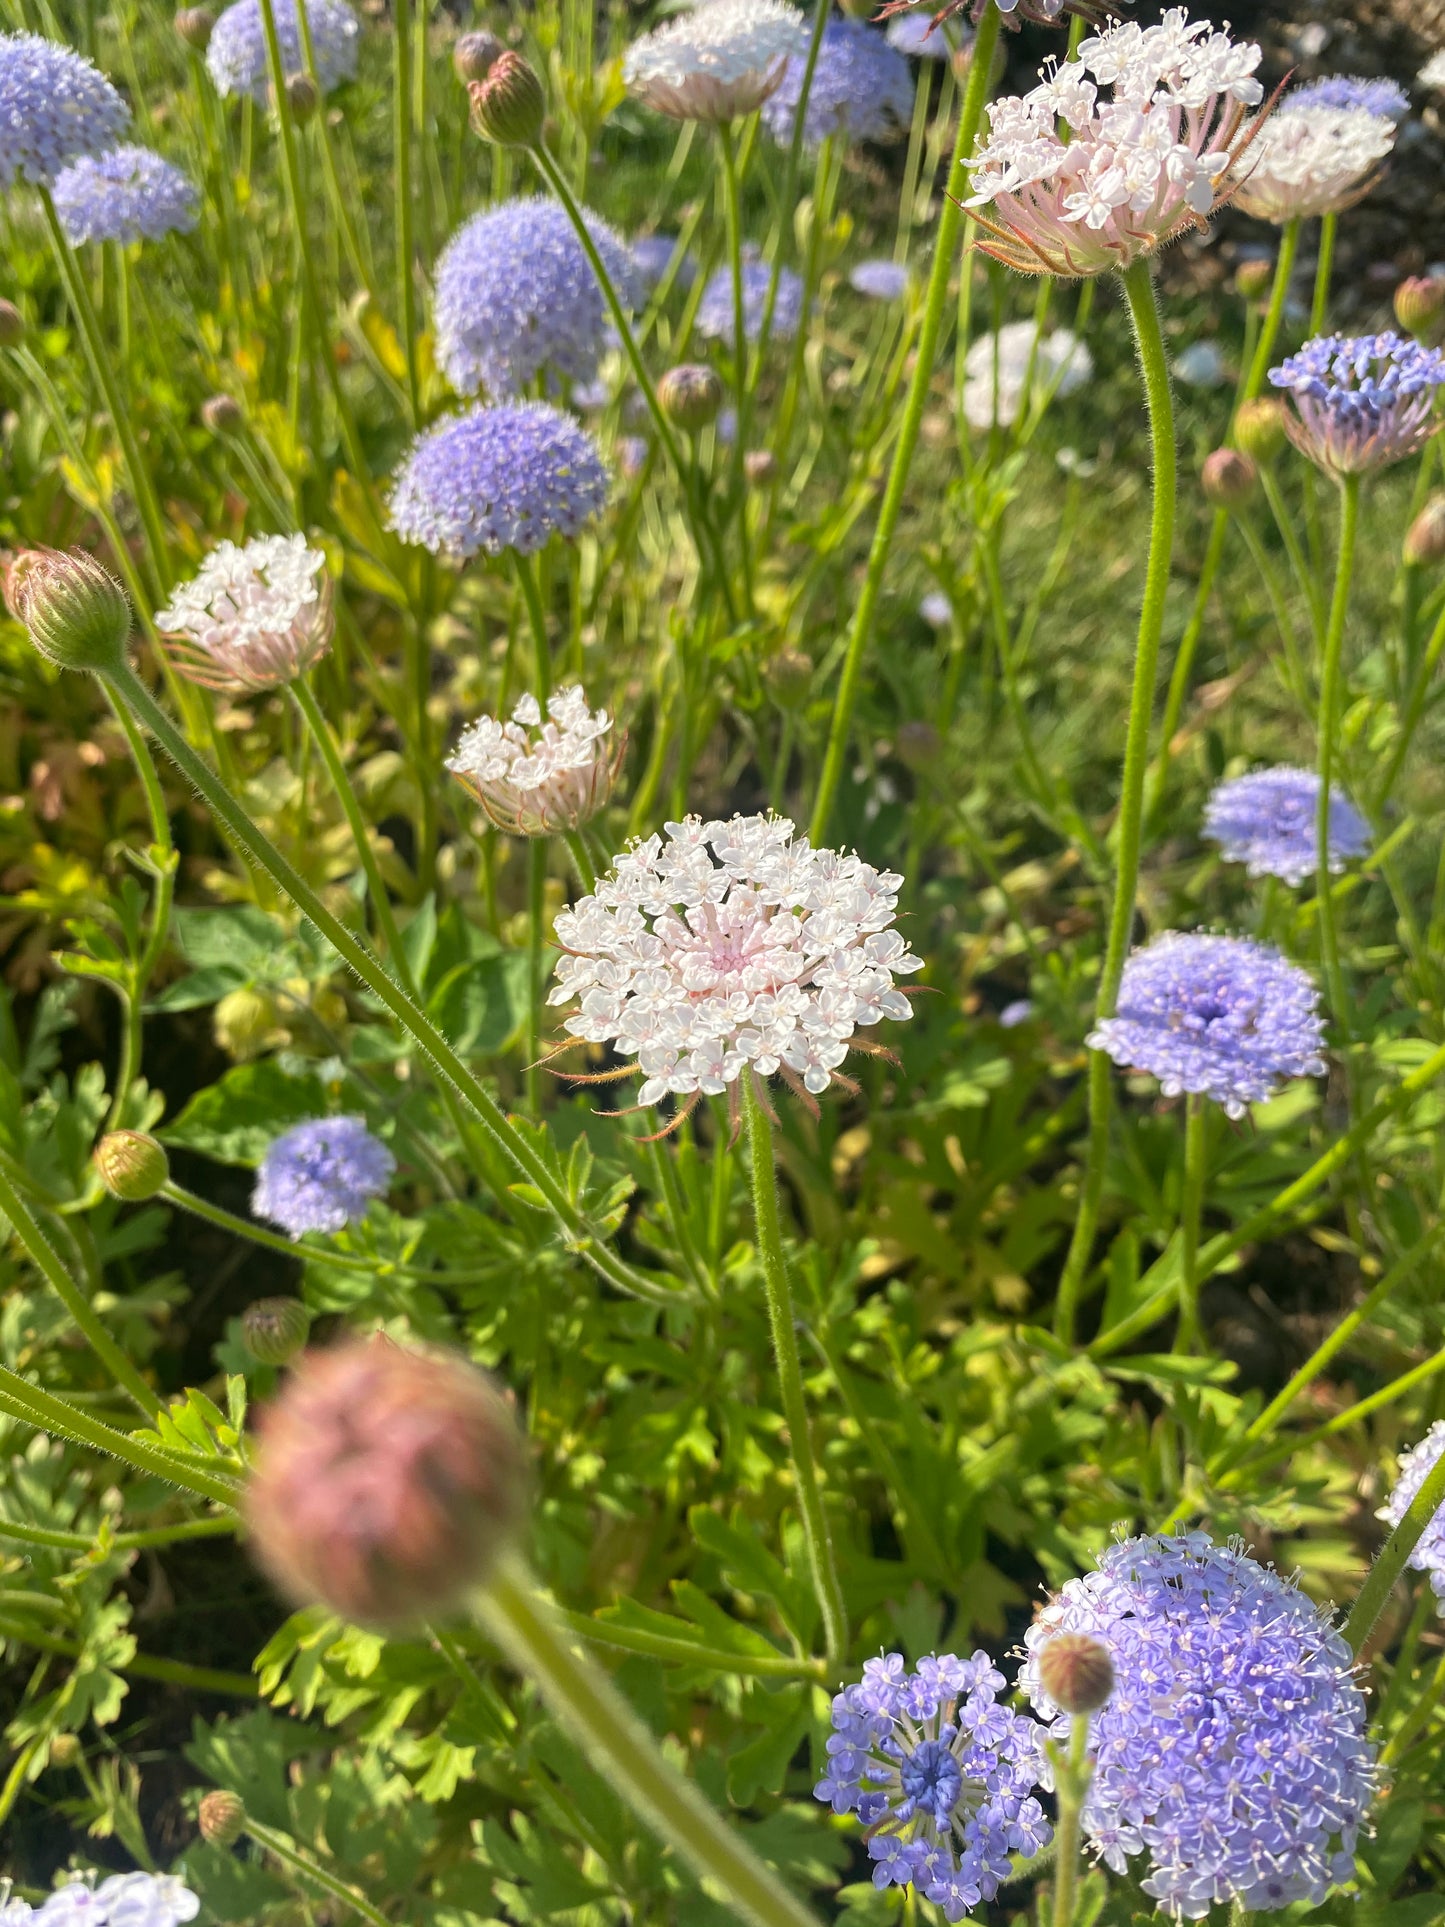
[1019,1532,1377,1916]
[762,17,913,150]
[1286,73,1409,120]
[1203,766,1370,885]
[252,1115,395,1239]
[390,402,610,560]
[1230,101,1394,222]
[547,813,924,1121]
[434,197,640,400]
[0,34,129,187]
[1378,1422,1445,1611]
[447,686,622,836]
[1269,331,1445,476]
[1088,931,1326,1118]
[964,9,1264,278]
[53,144,198,245]
[697,251,805,342]
[961,317,1093,428]
[206,0,359,101]
[623,0,806,123]
[155,534,332,692]
[814,1652,1051,1921]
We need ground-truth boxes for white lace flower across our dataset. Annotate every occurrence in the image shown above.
[547,813,924,1121]
[1229,101,1394,222]
[962,318,1093,428]
[624,0,806,123]
[447,686,621,836]
[155,534,331,693]
[1421,50,1445,90]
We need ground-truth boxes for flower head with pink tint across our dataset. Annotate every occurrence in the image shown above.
[447,685,623,837]
[155,534,332,692]
[963,9,1265,278]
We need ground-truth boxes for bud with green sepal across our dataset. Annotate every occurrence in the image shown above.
[242,1297,311,1367]
[1394,273,1445,346]
[0,300,25,348]
[198,1789,247,1849]
[453,28,503,84]
[175,5,215,48]
[1233,397,1287,466]
[1405,494,1445,569]
[94,1131,170,1202]
[6,548,132,674]
[468,51,545,148]
[658,363,724,433]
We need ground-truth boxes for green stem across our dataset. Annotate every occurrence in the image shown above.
[1317,475,1359,1042]
[527,839,546,1116]
[1053,256,1177,1346]
[0,1738,43,1830]
[1378,593,1445,803]
[1309,211,1336,337]
[0,1615,255,1697]
[241,1817,392,1927]
[1382,1646,1445,1764]
[755,0,829,372]
[160,1180,481,1284]
[1174,1096,1208,1354]
[1243,217,1299,405]
[717,118,754,613]
[742,1075,847,1670]
[474,1554,826,1927]
[1342,1447,1445,1657]
[1050,1713,1092,1927]
[562,829,596,894]
[810,0,1002,845]
[391,0,421,426]
[1146,508,1227,822]
[514,550,553,704]
[558,1608,824,1680]
[0,1514,235,1552]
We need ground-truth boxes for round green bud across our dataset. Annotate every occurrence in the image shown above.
[1233,257,1272,301]
[453,28,503,84]
[283,70,319,121]
[1233,397,1287,466]
[468,51,544,147]
[174,5,215,49]
[241,1297,312,1367]
[1036,1631,1115,1715]
[763,647,812,710]
[198,1788,247,1848]
[658,363,724,433]
[1404,494,1445,569]
[94,1130,170,1202]
[1394,274,1445,346]
[1200,446,1257,511]
[48,1733,82,1769]
[6,548,132,674]
[213,986,278,1059]
[0,299,25,348]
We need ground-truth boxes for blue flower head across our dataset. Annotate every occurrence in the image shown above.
[53,144,198,245]
[1019,1532,1378,1915]
[0,34,129,187]
[814,1652,1051,1922]
[762,17,913,150]
[1286,73,1409,121]
[849,258,911,301]
[206,0,359,103]
[1088,932,1326,1119]
[435,197,640,400]
[253,1115,395,1239]
[631,232,696,292]
[390,402,610,560]
[1270,331,1445,475]
[1203,766,1370,886]
[1378,1422,1445,1611]
[697,253,805,344]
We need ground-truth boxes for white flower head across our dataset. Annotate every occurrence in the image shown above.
[447,685,622,837]
[624,0,807,123]
[1420,50,1445,90]
[962,318,1093,428]
[1229,102,1394,222]
[547,813,924,1125]
[155,534,331,693]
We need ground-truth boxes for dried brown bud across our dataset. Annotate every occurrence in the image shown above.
[468,51,545,147]
[198,1789,247,1848]
[453,28,504,84]
[0,299,25,348]
[174,5,215,48]
[1405,493,1445,568]
[6,548,131,674]
[200,393,243,434]
[241,1297,311,1366]
[1200,446,1257,511]
[658,363,724,432]
[743,448,778,485]
[1232,397,1287,466]
[94,1130,170,1202]
[1394,274,1445,346]
[283,70,319,121]
[1036,1631,1115,1715]
[245,1337,530,1631]
[1233,257,1272,301]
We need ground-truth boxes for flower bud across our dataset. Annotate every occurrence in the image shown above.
[743,448,778,485]
[1233,397,1287,465]
[1404,493,1445,568]
[452,28,503,84]
[763,647,812,709]
[48,1733,81,1769]
[197,1789,247,1849]
[241,1297,311,1367]
[213,986,279,1059]
[283,70,319,121]
[245,1337,530,1632]
[1394,274,1445,346]
[1036,1631,1115,1715]
[468,51,545,147]
[658,363,724,432]
[6,548,131,675]
[94,1130,170,1202]
[896,720,940,772]
[200,393,243,434]
[1233,257,1271,301]
[1200,446,1257,511]
[174,5,215,48]
[0,299,25,348]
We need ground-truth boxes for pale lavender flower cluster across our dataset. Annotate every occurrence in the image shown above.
[1020,1533,1376,1916]
[1377,1423,1445,1611]
[1286,74,1409,121]
[206,0,359,101]
[697,254,805,343]
[448,686,620,836]
[1088,933,1326,1118]
[1269,332,1445,475]
[849,258,912,301]
[548,814,924,1108]
[632,233,695,291]
[1203,767,1370,886]
[253,1115,395,1239]
[434,198,640,400]
[23,1873,199,1927]
[0,34,129,187]
[53,145,198,246]
[390,403,610,560]
[814,1653,1051,1921]
[762,17,913,150]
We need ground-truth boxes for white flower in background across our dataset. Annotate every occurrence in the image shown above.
[885,7,953,61]
[1420,50,1445,89]
[623,0,806,123]
[155,534,332,692]
[1173,339,1229,387]
[1230,102,1395,222]
[447,686,622,836]
[962,319,1093,429]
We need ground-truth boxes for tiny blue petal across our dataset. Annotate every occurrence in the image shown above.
[1204,766,1370,886]
[252,1116,395,1239]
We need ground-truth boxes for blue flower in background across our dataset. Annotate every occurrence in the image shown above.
[631,232,695,291]
[697,254,805,343]
[53,145,198,245]
[849,258,911,301]
[1204,766,1370,885]
[30,1874,199,1927]
[206,0,359,103]
[1285,73,1410,121]
[762,16,913,150]
[0,33,129,187]
[1379,1423,1445,1611]
[253,1116,395,1239]
[1270,331,1445,475]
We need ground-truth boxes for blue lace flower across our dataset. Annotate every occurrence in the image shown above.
[814,1652,1051,1921]
[390,402,610,560]
[1203,766,1370,886]
[1019,1532,1377,1916]
[1378,1422,1445,1611]
[52,144,198,245]
[849,258,911,300]
[631,232,695,291]
[0,34,129,187]
[31,1873,199,1927]
[252,1116,395,1239]
[435,197,639,401]
[697,254,805,343]
[1286,74,1409,120]
[762,16,913,149]
[1270,332,1445,475]
[1088,932,1326,1118]
[206,0,359,103]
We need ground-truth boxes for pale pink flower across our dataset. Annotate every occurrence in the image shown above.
[155,534,332,692]
[1229,102,1394,222]
[447,685,622,836]
[623,0,806,124]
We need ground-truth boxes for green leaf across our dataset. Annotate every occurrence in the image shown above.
[161,1059,331,1165]
[172,905,288,972]
[428,953,529,1057]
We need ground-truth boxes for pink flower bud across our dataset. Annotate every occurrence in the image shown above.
[1201,446,1258,510]
[1036,1631,1115,1714]
[197,1789,246,1847]
[469,51,545,147]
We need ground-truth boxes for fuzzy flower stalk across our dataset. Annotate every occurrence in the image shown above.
[1269,333,1445,477]
[447,688,622,838]
[155,534,332,691]
[623,0,806,124]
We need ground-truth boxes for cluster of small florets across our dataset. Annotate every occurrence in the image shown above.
[762,17,913,150]
[52,144,199,245]
[849,258,912,302]
[155,534,331,692]
[205,0,359,100]
[1230,99,1395,223]
[623,0,805,123]
[1378,1423,1445,1610]
[961,318,1093,429]
[1088,932,1326,1118]
[1019,1533,1377,1918]
[632,232,694,291]
[18,1873,199,1927]
[814,1653,1051,1921]
[1203,767,1370,885]
[1286,73,1409,120]
[390,403,610,560]
[1269,332,1445,476]
[697,253,805,343]
[548,813,924,1109]
[253,1115,395,1239]
[0,33,130,187]
[447,687,620,836]
[434,198,639,400]
[965,10,1264,277]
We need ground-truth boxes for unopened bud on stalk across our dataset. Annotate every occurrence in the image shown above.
[763,647,812,709]
[658,363,723,432]
[174,5,215,48]
[468,51,545,147]
[896,720,941,772]
[241,1297,311,1366]
[1394,274,1445,345]
[452,28,503,84]
[1405,493,1445,568]
[213,985,279,1059]
[197,1789,247,1848]
[0,300,25,347]
[743,448,777,485]
[94,1130,170,1202]
[1201,446,1257,510]
[1233,257,1272,301]
[283,70,319,121]
[200,393,242,434]
[1233,397,1287,465]
[6,547,131,674]
[1036,1631,1115,1715]
[48,1733,82,1769]
[245,1336,530,1632]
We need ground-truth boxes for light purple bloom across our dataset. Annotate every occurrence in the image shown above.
[31,1875,199,1927]
[849,258,911,301]
[1270,332,1445,475]
[697,253,805,343]
[631,232,695,291]
[1204,767,1370,885]
[252,1115,395,1239]
[53,144,198,245]
[999,998,1034,1027]
[1378,1422,1445,1611]
[206,0,359,101]
[0,34,129,187]
[1285,74,1409,121]
[886,8,954,60]
[762,17,913,150]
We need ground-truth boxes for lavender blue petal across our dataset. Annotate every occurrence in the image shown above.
[206,0,359,103]
[0,33,129,187]
[53,144,199,245]
[252,1115,395,1238]
[762,17,914,149]
[1203,766,1370,885]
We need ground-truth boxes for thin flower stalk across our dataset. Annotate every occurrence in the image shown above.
[1316,474,1360,1040]
[391,0,420,425]
[1344,1447,1445,1657]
